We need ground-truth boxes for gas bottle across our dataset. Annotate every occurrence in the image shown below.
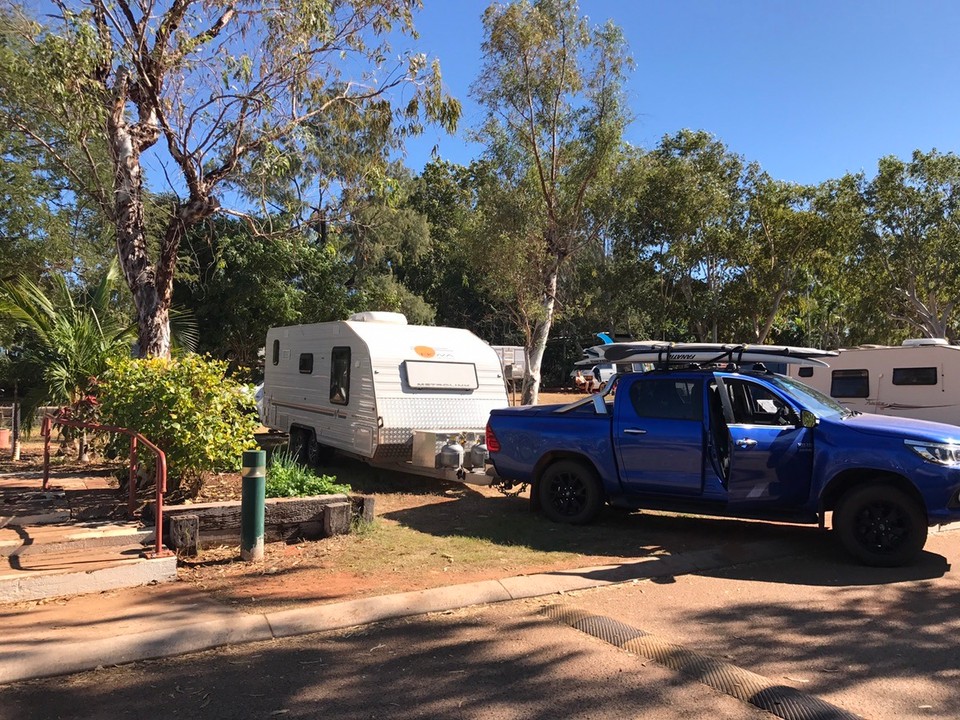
[469,442,488,469]
[439,438,465,468]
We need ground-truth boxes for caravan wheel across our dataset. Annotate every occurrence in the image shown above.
[307,434,333,467]
[288,428,310,466]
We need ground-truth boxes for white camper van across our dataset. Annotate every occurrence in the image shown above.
[788,338,960,425]
[262,312,510,484]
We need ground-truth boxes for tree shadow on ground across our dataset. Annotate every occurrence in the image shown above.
[0,608,769,720]
[648,566,960,718]
[383,485,950,586]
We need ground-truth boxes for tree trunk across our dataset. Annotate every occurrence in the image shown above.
[114,192,173,358]
[521,268,559,406]
[132,281,172,358]
[107,67,170,357]
[756,287,790,343]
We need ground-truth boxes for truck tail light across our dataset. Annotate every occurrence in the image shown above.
[485,422,500,452]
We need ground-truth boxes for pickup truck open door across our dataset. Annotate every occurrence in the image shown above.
[717,377,814,509]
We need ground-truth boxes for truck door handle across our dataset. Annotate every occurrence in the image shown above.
[623,428,647,435]
[736,438,757,449]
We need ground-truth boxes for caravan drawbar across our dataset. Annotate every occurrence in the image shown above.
[262,313,510,483]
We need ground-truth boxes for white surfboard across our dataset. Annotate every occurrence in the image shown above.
[578,342,837,367]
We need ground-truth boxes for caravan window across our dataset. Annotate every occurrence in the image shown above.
[797,367,814,378]
[298,353,313,374]
[892,367,938,386]
[330,347,350,405]
[831,369,869,398]
[272,339,280,366]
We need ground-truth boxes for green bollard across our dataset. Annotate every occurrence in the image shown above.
[241,450,266,561]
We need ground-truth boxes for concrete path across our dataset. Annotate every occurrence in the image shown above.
[0,538,803,685]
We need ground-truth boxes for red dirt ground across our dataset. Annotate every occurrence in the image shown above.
[7,390,627,614]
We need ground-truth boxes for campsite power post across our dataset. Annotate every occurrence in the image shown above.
[241,450,266,561]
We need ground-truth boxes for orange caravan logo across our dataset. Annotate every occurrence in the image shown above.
[414,346,436,358]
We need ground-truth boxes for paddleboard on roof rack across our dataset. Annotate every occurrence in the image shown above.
[578,342,837,367]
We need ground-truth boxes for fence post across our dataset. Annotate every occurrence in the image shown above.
[240,450,266,561]
[128,436,138,516]
[41,416,51,491]
[11,394,20,461]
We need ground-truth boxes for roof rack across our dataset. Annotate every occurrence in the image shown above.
[578,342,837,369]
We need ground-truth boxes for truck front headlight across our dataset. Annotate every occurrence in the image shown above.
[905,439,960,466]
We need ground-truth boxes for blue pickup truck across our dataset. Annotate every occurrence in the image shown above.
[486,349,960,566]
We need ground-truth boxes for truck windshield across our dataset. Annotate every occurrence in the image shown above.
[768,374,850,418]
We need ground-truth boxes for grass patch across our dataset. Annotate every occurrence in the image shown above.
[331,518,583,577]
[266,449,351,497]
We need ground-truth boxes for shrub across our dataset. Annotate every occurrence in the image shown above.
[98,354,260,497]
[266,449,350,497]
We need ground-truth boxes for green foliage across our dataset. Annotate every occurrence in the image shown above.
[355,273,436,325]
[265,449,350,497]
[1,0,460,358]
[609,133,870,349]
[98,354,260,495]
[470,0,631,402]
[0,260,134,418]
[862,150,960,341]
[0,7,113,279]
[175,217,353,379]
[400,160,498,334]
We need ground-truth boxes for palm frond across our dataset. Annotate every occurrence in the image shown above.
[170,307,200,353]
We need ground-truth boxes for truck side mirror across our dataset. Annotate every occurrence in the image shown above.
[800,410,818,428]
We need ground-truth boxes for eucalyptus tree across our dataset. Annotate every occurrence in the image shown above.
[0,27,110,290]
[730,174,850,344]
[863,150,960,341]
[788,172,873,349]
[470,0,631,404]
[398,159,507,337]
[331,163,440,324]
[0,0,458,358]
[174,217,353,378]
[611,131,748,342]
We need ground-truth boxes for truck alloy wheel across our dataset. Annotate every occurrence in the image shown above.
[834,484,927,567]
[538,460,603,525]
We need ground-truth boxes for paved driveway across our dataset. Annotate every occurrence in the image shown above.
[562,526,960,719]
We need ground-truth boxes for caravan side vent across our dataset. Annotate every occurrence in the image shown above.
[901,338,949,347]
[348,311,408,324]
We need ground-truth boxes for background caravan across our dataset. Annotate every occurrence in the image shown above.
[788,338,960,426]
[262,312,510,483]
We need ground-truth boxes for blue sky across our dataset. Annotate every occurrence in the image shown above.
[402,0,960,186]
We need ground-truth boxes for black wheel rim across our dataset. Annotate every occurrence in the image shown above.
[853,501,910,554]
[547,471,588,517]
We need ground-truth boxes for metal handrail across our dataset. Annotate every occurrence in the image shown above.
[41,410,173,558]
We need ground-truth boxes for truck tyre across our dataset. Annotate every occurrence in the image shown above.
[833,484,927,567]
[538,460,604,525]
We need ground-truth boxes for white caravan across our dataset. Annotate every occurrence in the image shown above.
[262,312,510,484]
[491,345,526,382]
[787,338,960,426]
